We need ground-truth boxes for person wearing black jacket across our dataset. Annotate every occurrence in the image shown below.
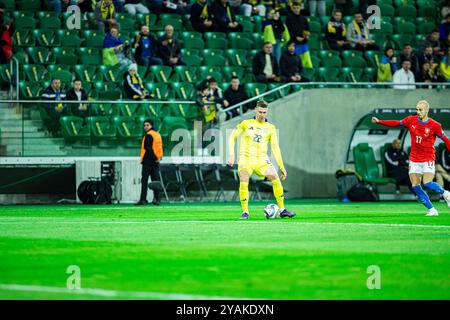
[253,42,284,83]
[66,79,90,118]
[133,25,163,68]
[137,119,163,205]
[384,139,414,194]
[325,10,351,51]
[285,2,310,48]
[223,76,249,118]
[190,0,214,33]
[280,41,310,82]
[210,0,243,33]
[398,44,420,77]
[157,24,185,66]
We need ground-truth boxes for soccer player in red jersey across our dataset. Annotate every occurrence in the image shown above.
[372,100,450,216]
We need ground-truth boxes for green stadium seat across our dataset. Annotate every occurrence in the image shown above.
[113,116,142,145]
[309,21,322,34]
[136,13,158,28]
[15,16,36,29]
[2,0,15,10]
[234,38,253,50]
[59,32,82,47]
[241,20,254,33]
[222,66,245,81]
[317,67,340,82]
[171,82,195,100]
[90,103,119,117]
[145,83,172,100]
[362,67,377,82]
[38,16,61,30]
[419,6,437,19]
[320,15,331,26]
[197,66,223,83]
[245,83,267,98]
[59,116,91,142]
[252,15,263,33]
[310,55,321,68]
[13,30,35,47]
[226,49,248,67]
[378,4,395,18]
[391,34,414,50]
[318,50,340,59]
[204,32,227,41]
[353,143,397,186]
[343,55,367,68]
[26,47,55,64]
[54,51,78,65]
[181,48,200,58]
[373,21,393,35]
[34,30,60,47]
[320,55,342,67]
[98,65,125,83]
[182,37,205,50]
[206,37,228,50]
[169,103,200,122]
[73,65,101,83]
[201,50,226,66]
[82,31,105,48]
[92,81,122,100]
[300,67,316,81]
[22,64,50,82]
[396,22,416,35]
[396,5,417,19]
[155,18,183,30]
[158,116,189,147]
[86,116,117,145]
[117,16,136,32]
[266,83,290,101]
[393,0,415,6]
[149,65,173,83]
[181,31,203,42]
[140,102,172,119]
[183,54,202,66]
[341,67,364,83]
[0,65,12,86]
[19,81,42,99]
[80,53,102,65]
[364,51,382,68]
[117,102,145,117]
[308,35,320,51]
[174,66,198,83]
[417,22,436,35]
[16,0,41,11]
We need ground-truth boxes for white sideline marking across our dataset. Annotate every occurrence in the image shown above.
[0,219,449,229]
[0,284,255,300]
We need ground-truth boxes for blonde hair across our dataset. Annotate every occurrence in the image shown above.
[417,100,430,111]
[256,101,269,108]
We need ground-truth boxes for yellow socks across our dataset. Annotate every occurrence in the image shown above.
[272,178,285,209]
[239,182,249,213]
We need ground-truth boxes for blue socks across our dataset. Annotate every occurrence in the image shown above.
[423,182,445,195]
[412,185,433,209]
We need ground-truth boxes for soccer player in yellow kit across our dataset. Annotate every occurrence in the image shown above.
[227,101,296,219]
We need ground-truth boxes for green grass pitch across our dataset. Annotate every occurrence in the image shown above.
[0,200,449,300]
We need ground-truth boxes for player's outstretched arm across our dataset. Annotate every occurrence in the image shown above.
[227,125,244,167]
[372,117,401,127]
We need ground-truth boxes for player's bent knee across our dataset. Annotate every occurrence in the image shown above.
[239,170,250,182]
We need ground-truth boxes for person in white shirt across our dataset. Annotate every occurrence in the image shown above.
[393,58,416,90]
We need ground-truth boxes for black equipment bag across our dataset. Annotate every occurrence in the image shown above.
[335,169,360,200]
[347,182,379,202]
[77,178,112,204]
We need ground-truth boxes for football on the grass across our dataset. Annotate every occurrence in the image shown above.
[264,204,280,219]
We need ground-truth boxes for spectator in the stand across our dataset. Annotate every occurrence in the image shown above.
[377,46,396,82]
[42,78,67,136]
[439,47,450,82]
[333,0,352,16]
[145,0,163,14]
[95,0,118,32]
[325,9,351,51]
[253,42,284,83]
[190,0,215,33]
[286,2,312,68]
[123,0,150,15]
[211,0,243,33]
[346,12,379,51]
[103,27,134,69]
[196,80,218,130]
[436,147,450,187]
[308,0,325,17]
[442,0,450,21]
[384,139,414,194]
[398,43,419,76]
[421,30,441,56]
[66,79,90,118]
[162,0,191,14]
[416,62,437,86]
[262,8,287,64]
[157,24,185,66]
[123,63,152,100]
[0,3,12,65]
[229,0,244,14]
[240,0,266,17]
[133,25,163,69]
[439,13,450,42]
[418,45,437,71]
[223,76,249,118]
[393,58,416,90]
[280,41,310,82]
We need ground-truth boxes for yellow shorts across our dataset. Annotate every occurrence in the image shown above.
[238,159,274,178]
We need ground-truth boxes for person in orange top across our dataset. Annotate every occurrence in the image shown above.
[137,119,163,205]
